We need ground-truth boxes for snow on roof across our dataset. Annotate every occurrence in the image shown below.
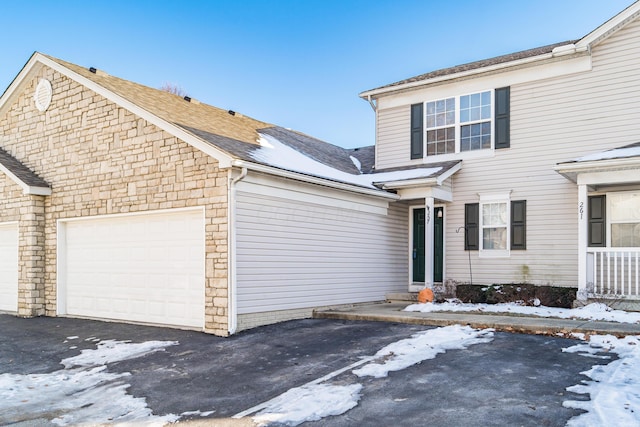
[573,144,640,162]
[250,133,442,189]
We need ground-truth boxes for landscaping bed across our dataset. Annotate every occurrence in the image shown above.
[455,284,577,308]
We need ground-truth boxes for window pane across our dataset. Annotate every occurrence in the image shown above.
[446,97,455,111]
[426,115,435,128]
[481,105,491,120]
[436,99,445,112]
[460,96,469,109]
[446,110,455,125]
[426,102,436,115]
[483,227,507,250]
[611,223,640,247]
[609,192,640,221]
[471,93,480,107]
[481,91,491,105]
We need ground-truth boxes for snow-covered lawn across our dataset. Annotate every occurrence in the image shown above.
[405,301,640,324]
[563,334,640,426]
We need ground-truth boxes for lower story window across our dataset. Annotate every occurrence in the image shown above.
[464,196,527,255]
[482,202,507,250]
[609,191,640,247]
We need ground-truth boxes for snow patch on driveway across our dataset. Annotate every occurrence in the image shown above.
[246,325,493,425]
[0,339,178,426]
[253,383,362,426]
[353,324,494,378]
[563,334,640,426]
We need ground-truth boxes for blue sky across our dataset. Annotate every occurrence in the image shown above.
[0,0,634,148]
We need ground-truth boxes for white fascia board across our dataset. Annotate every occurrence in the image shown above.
[375,55,591,110]
[0,163,51,196]
[554,157,640,174]
[576,2,640,49]
[32,54,234,168]
[377,177,438,190]
[577,169,640,186]
[231,159,399,201]
[0,54,43,115]
[435,162,462,185]
[395,185,453,201]
[359,48,586,99]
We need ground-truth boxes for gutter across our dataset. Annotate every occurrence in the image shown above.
[231,159,400,201]
[359,48,588,99]
[227,166,247,335]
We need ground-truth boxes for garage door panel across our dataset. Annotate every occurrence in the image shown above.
[0,223,18,312]
[62,210,205,328]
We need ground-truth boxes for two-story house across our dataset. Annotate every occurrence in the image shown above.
[360,1,640,307]
[1,2,639,336]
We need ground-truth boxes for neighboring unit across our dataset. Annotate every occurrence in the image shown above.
[2,3,640,335]
[360,1,640,307]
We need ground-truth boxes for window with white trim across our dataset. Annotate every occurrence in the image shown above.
[424,91,492,156]
[411,87,510,160]
[482,201,508,250]
[609,191,640,247]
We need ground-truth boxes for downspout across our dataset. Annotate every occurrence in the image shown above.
[227,166,247,335]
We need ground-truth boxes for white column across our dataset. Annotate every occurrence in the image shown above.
[577,184,588,301]
[424,197,435,289]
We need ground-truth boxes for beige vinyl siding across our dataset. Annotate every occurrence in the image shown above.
[375,105,421,170]
[444,19,640,287]
[235,180,408,314]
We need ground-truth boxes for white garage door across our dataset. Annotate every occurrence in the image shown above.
[60,209,205,328]
[0,222,18,312]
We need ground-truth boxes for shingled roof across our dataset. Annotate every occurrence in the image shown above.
[0,147,50,193]
[2,53,461,193]
[362,40,576,95]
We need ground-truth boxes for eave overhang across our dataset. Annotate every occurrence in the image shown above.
[555,157,640,186]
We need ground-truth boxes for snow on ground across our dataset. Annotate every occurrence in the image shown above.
[62,339,178,368]
[0,339,179,426]
[562,335,640,426]
[250,325,493,426]
[353,324,494,378]
[253,383,362,427]
[405,301,640,324]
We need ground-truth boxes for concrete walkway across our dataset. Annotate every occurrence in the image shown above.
[314,302,640,337]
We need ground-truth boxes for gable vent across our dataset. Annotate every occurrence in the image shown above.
[34,79,53,112]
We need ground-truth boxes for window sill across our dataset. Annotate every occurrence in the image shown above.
[421,148,495,164]
[479,249,510,258]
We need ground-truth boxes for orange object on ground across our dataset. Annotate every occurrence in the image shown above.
[417,288,434,303]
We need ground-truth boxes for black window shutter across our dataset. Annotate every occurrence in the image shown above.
[464,203,479,250]
[410,103,424,159]
[511,200,526,250]
[495,87,510,149]
[588,195,606,247]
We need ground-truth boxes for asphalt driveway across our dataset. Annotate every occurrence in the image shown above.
[0,314,609,426]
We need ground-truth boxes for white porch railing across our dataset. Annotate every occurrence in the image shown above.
[587,248,640,297]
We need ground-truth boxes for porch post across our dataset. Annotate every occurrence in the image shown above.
[424,197,435,289]
[577,184,588,301]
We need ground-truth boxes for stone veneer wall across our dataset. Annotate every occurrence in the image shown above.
[0,66,230,335]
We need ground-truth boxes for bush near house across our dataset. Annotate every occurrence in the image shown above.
[455,284,577,308]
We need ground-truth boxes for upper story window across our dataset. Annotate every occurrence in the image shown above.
[411,87,510,160]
